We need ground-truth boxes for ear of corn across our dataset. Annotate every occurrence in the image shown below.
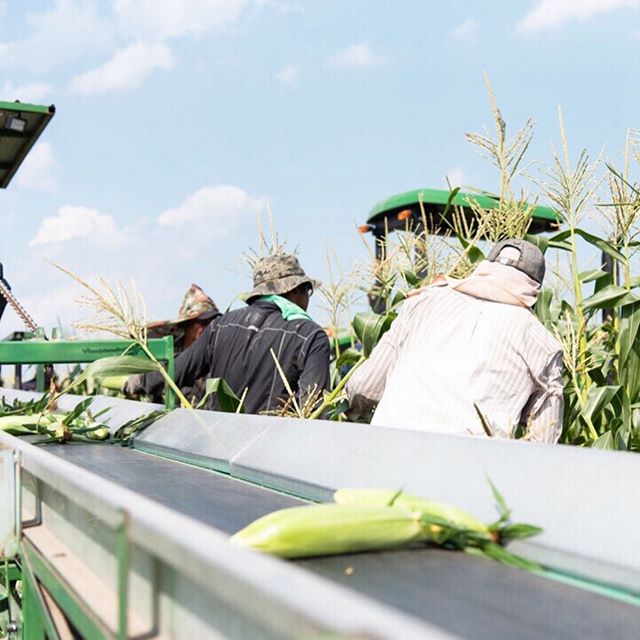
[333,488,490,539]
[230,503,425,558]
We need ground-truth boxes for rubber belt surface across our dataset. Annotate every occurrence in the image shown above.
[45,444,640,639]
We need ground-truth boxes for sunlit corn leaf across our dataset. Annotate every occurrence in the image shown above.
[581,285,640,311]
[498,523,544,543]
[582,385,621,424]
[467,542,543,573]
[352,311,396,357]
[487,477,511,525]
[524,233,548,254]
[550,228,626,264]
[592,429,627,450]
[578,268,611,284]
[200,377,243,413]
[113,409,168,444]
[618,302,640,371]
[534,288,554,329]
[62,397,94,426]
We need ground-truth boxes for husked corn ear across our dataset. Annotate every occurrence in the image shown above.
[333,488,490,537]
[99,375,128,392]
[230,503,425,558]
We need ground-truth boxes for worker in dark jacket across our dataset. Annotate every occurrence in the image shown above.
[126,253,330,414]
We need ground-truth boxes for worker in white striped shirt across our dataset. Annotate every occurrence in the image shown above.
[346,238,564,443]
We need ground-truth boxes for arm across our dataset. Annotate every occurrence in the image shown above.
[521,350,564,443]
[298,330,331,406]
[125,320,216,401]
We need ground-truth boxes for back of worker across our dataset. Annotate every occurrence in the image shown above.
[346,238,564,443]
[127,253,330,414]
[371,283,561,439]
[172,297,329,413]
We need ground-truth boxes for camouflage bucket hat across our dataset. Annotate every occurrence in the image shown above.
[147,284,219,333]
[247,254,320,301]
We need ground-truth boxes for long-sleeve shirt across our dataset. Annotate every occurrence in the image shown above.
[136,299,330,414]
[346,284,564,443]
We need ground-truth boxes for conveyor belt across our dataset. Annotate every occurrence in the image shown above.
[45,444,640,639]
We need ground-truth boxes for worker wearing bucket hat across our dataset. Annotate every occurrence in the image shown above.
[147,284,220,353]
[346,238,564,443]
[127,252,330,414]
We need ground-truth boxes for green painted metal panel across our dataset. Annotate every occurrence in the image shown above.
[366,187,561,233]
[0,101,55,189]
[0,336,176,409]
[21,540,109,640]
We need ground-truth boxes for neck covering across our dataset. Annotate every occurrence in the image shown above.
[260,294,313,321]
[447,260,541,308]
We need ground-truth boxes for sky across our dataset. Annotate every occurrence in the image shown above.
[0,0,639,335]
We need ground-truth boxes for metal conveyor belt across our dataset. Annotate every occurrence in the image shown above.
[44,444,640,640]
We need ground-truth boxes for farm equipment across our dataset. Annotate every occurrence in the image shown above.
[1,105,638,639]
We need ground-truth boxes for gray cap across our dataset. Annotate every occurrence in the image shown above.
[486,238,545,284]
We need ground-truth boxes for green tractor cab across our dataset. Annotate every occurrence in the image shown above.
[360,187,561,261]
[0,100,55,189]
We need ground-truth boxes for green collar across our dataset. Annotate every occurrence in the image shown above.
[260,294,312,321]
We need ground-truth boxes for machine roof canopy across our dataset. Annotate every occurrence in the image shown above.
[0,100,55,189]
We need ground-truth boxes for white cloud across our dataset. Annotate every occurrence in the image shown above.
[517,0,639,32]
[275,64,299,84]
[0,1,114,73]
[452,18,479,43]
[0,81,54,104]
[70,42,173,94]
[114,0,250,40]
[30,205,122,247]
[16,143,56,192]
[158,185,266,227]
[326,42,383,68]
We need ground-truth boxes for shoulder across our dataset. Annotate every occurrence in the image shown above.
[522,312,563,356]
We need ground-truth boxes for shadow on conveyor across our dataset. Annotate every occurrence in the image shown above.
[46,445,640,640]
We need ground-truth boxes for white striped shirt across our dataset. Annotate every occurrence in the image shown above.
[346,284,564,443]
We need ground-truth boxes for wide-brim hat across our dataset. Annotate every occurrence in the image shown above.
[147,284,219,334]
[246,253,321,301]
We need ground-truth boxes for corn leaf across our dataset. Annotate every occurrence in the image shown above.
[64,355,162,392]
[581,285,640,311]
[550,228,626,264]
[578,268,611,284]
[352,311,396,357]
[499,523,544,543]
[582,385,621,423]
[199,377,243,412]
[335,348,362,369]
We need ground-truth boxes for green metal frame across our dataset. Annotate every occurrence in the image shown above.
[0,337,176,409]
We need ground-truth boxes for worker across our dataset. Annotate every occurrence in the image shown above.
[346,238,564,443]
[141,284,220,403]
[147,284,220,353]
[126,253,330,414]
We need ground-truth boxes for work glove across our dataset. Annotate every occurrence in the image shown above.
[123,373,145,399]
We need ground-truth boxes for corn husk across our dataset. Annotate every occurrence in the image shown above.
[333,488,490,540]
[230,503,425,558]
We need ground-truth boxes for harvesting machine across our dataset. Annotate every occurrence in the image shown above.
[0,104,638,639]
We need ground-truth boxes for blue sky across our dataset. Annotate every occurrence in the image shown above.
[0,0,639,334]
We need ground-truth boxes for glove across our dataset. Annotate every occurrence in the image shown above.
[123,373,145,398]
